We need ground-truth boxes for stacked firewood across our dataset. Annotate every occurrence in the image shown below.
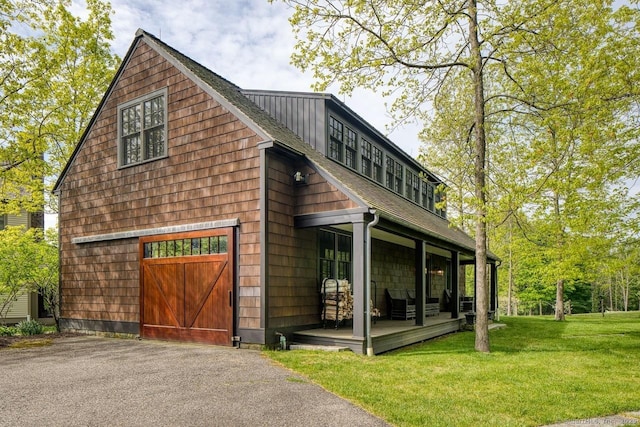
[322,279,353,323]
[323,291,354,321]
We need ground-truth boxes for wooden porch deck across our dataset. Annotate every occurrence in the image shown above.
[293,312,466,354]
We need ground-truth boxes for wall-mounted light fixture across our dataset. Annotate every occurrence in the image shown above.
[293,171,308,185]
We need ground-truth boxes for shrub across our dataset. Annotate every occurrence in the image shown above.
[16,319,44,336]
[0,325,16,336]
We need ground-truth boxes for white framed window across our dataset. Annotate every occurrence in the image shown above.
[117,88,168,167]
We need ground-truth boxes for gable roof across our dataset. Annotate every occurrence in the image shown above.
[55,29,492,259]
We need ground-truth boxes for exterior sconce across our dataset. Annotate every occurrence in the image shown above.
[293,171,308,185]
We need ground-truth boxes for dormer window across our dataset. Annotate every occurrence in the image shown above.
[386,157,402,194]
[328,115,358,170]
[372,146,383,183]
[361,140,372,177]
[326,109,445,218]
[328,116,344,162]
[406,171,420,202]
[345,128,357,169]
[118,88,167,167]
[422,181,435,211]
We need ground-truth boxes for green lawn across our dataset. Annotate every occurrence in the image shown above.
[265,313,640,427]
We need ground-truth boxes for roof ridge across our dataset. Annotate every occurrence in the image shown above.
[137,29,243,92]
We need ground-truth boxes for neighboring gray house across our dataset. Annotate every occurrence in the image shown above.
[0,211,49,324]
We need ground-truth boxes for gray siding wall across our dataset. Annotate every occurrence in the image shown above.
[5,212,30,228]
[243,91,326,153]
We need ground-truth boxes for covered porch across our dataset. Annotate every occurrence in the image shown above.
[294,207,499,355]
[293,313,467,354]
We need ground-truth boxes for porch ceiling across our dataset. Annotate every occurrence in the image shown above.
[332,224,475,261]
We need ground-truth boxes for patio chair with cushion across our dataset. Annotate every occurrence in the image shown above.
[385,288,416,320]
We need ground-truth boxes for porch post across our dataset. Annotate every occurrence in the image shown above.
[450,251,459,319]
[415,239,426,325]
[473,262,478,312]
[352,219,366,341]
[490,263,497,312]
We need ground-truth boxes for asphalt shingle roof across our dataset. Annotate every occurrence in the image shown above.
[92,30,486,257]
[140,30,485,256]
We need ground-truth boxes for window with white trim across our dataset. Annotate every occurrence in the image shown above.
[118,89,167,167]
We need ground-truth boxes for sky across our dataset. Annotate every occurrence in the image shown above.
[71,0,423,156]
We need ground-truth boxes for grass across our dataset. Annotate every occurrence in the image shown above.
[265,312,640,427]
[8,338,53,348]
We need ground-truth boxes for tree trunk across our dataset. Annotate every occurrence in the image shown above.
[468,0,490,353]
[555,279,565,320]
[507,222,513,316]
[609,284,613,311]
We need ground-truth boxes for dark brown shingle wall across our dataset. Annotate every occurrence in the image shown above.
[59,41,262,327]
[266,154,319,328]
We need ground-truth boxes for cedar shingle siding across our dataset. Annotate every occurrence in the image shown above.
[58,41,262,328]
[56,30,496,350]
[266,153,319,327]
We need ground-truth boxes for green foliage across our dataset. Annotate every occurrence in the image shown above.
[267,313,640,426]
[34,228,60,328]
[416,0,640,318]
[566,282,593,314]
[0,226,41,322]
[0,226,58,324]
[278,0,640,340]
[0,325,16,336]
[0,0,119,215]
[15,319,44,336]
[276,0,506,352]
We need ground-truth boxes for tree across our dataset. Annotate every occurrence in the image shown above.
[274,0,497,352]
[0,226,41,323]
[33,228,60,328]
[276,0,638,351]
[0,0,118,215]
[418,0,640,321]
[0,226,58,326]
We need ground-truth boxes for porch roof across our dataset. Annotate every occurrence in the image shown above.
[135,30,495,260]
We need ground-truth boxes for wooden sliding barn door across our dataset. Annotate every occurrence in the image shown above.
[140,228,234,345]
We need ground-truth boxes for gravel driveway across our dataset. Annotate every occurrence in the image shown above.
[0,336,389,427]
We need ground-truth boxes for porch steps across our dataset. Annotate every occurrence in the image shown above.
[289,343,351,352]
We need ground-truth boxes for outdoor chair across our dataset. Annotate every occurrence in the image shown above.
[406,290,440,317]
[385,288,416,320]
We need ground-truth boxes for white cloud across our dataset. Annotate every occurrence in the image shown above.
[73,0,423,155]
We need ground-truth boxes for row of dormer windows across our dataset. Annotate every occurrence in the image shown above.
[327,114,445,218]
